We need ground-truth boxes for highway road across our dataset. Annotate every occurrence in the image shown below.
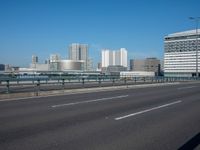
[0,82,200,150]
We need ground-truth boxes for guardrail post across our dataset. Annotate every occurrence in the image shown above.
[134,77,137,83]
[82,78,85,88]
[62,79,65,90]
[112,78,115,86]
[124,77,127,84]
[98,78,101,87]
[6,80,10,94]
[36,79,40,96]
[124,77,128,88]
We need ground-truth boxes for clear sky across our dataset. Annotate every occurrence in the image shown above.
[0,0,199,67]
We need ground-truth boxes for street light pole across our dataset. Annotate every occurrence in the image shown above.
[189,17,200,77]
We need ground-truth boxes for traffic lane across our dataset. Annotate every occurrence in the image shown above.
[0,81,196,108]
[0,82,198,127]
[0,85,200,150]
[0,82,197,126]
[0,82,200,130]
[1,84,198,129]
[107,93,200,150]
[0,84,173,115]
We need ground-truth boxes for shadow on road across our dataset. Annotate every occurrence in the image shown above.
[178,132,200,150]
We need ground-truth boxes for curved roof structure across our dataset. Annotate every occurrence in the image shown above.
[166,29,200,38]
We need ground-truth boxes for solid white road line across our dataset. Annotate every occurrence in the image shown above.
[177,86,197,90]
[115,100,182,121]
[51,95,129,108]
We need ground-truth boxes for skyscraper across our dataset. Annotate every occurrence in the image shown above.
[115,48,128,67]
[68,43,88,70]
[101,48,127,68]
[49,54,60,71]
[50,54,60,62]
[32,55,38,64]
[102,49,114,67]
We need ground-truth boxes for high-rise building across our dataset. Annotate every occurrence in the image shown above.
[101,48,127,68]
[0,64,5,71]
[164,29,200,77]
[115,48,128,67]
[87,58,94,71]
[97,62,102,70]
[102,49,113,67]
[49,54,60,71]
[32,55,38,64]
[68,43,88,70]
[50,54,60,62]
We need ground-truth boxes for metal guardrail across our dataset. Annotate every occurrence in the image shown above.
[0,75,199,95]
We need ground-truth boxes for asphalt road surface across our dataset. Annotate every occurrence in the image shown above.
[0,82,200,150]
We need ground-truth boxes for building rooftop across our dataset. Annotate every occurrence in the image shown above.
[166,29,200,38]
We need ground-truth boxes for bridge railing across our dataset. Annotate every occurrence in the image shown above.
[0,75,199,94]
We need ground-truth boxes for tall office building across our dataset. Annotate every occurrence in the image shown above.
[50,54,60,62]
[115,48,128,67]
[164,29,200,77]
[49,54,60,71]
[32,55,38,64]
[102,49,114,67]
[68,43,88,70]
[101,48,127,68]
[0,64,5,71]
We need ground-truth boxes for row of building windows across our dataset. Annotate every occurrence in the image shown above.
[164,57,198,59]
[165,35,200,41]
[165,40,200,52]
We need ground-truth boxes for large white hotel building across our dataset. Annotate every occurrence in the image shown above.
[164,29,200,77]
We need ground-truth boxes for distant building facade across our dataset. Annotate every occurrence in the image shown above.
[68,43,89,70]
[101,48,127,68]
[164,29,200,77]
[130,59,145,71]
[49,54,61,71]
[0,64,5,71]
[144,58,161,76]
[97,62,102,71]
[101,48,128,75]
[32,55,38,64]
[120,71,155,77]
[130,58,161,76]
[102,65,127,75]
[57,60,84,71]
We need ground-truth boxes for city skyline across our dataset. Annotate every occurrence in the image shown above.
[0,0,199,67]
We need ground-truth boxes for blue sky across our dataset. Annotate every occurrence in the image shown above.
[0,0,199,67]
